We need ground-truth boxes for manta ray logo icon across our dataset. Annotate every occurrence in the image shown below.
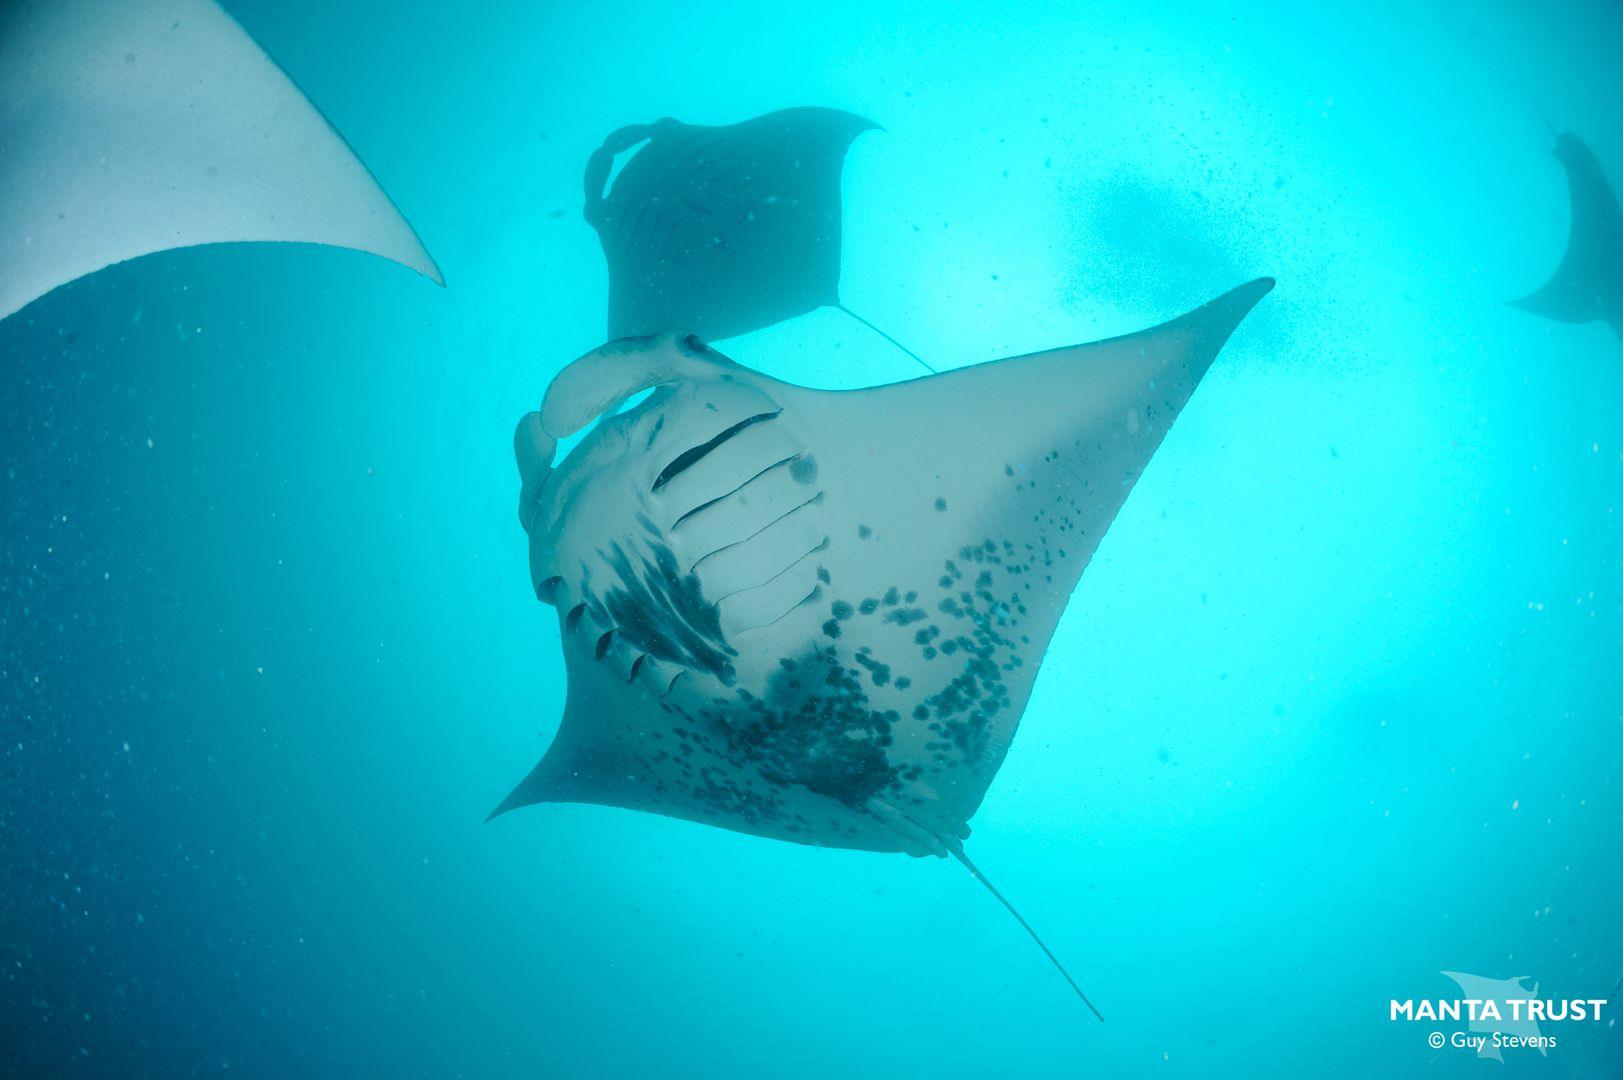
[1437,973,1549,1063]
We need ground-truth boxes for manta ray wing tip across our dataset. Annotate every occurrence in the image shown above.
[396,238,444,287]
[1203,276,1275,314]
[484,789,528,823]
[487,761,550,822]
[1240,275,1276,301]
[1177,276,1275,347]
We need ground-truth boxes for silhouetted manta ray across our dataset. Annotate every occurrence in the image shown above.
[1512,133,1623,340]
[495,277,1275,1018]
[0,0,441,322]
[583,107,935,371]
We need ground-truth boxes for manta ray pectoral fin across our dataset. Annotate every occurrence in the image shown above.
[486,703,628,822]
[1,0,443,321]
[487,761,547,822]
[1510,133,1623,327]
[801,277,1273,819]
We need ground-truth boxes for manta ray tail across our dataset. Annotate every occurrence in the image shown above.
[835,304,938,374]
[950,843,1105,1022]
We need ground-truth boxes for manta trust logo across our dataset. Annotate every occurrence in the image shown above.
[1389,971,1610,1062]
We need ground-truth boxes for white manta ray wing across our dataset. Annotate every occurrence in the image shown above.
[0,0,441,320]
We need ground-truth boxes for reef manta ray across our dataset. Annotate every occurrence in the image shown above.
[1512,133,1623,340]
[583,107,934,372]
[0,0,440,322]
[496,278,1274,1018]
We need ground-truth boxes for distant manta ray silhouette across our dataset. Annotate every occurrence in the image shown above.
[0,0,441,322]
[495,277,1275,1019]
[1512,133,1623,341]
[582,107,935,372]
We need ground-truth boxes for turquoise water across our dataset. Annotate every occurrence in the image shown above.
[3,1,1622,1076]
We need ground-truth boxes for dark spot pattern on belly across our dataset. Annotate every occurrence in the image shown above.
[596,538,737,682]
[705,648,904,807]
